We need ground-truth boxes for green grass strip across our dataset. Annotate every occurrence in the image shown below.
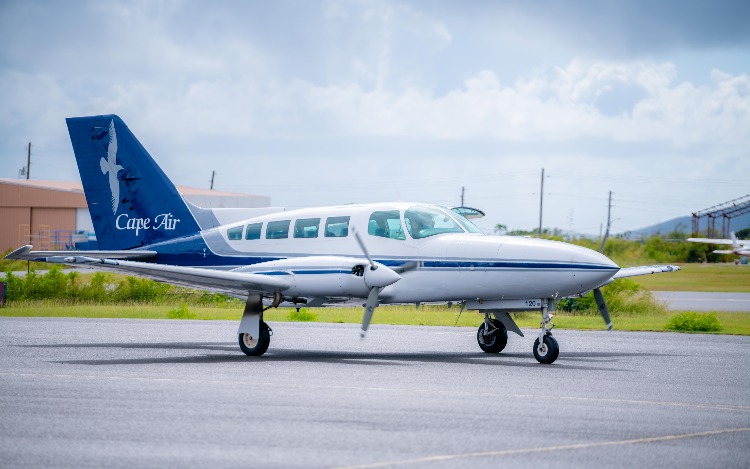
[2,303,749,335]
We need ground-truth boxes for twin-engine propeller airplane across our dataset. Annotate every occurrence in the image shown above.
[687,232,750,258]
[6,115,681,364]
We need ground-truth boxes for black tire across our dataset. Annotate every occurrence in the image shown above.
[238,321,271,356]
[533,334,559,364]
[477,319,508,353]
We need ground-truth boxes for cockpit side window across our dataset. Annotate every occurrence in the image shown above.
[368,210,405,240]
[404,206,464,239]
[325,216,350,237]
[294,218,320,238]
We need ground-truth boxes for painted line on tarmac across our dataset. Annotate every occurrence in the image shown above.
[3,371,750,414]
[333,427,750,469]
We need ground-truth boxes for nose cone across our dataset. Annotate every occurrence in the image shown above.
[364,263,402,288]
[568,243,620,292]
[570,243,619,269]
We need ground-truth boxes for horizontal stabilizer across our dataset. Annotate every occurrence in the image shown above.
[4,245,156,261]
[712,250,735,254]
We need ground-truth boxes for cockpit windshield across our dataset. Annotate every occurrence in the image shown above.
[404,206,465,239]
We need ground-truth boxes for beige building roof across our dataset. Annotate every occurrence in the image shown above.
[0,179,263,199]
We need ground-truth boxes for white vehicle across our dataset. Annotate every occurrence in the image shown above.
[687,232,750,258]
[6,115,681,364]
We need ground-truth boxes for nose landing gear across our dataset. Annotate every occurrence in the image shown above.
[534,300,559,364]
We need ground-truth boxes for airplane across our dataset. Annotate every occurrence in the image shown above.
[687,232,750,258]
[5,115,681,364]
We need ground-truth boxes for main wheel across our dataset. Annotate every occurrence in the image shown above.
[238,321,271,356]
[477,319,508,353]
[533,334,559,364]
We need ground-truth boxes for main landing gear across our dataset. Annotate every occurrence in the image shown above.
[237,293,280,357]
[239,321,272,356]
[477,315,508,353]
[471,299,560,364]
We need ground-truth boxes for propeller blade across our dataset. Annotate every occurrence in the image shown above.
[593,288,613,331]
[361,287,381,338]
[352,228,376,270]
[392,261,421,274]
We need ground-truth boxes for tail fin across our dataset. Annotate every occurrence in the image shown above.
[66,115,201,250]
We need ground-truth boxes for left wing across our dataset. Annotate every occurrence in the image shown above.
[4,246,291,297]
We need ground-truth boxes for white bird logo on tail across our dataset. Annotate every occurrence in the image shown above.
[99,120,123,214]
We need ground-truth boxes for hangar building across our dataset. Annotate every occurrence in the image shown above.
[0,179,272,252]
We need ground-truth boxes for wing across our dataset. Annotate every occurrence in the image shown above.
[5,246,290,297]
[612,264,680,279]
[686,237,733,245]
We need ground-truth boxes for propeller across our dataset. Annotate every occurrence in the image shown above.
[593,288,613,331]
[352,228,402,337]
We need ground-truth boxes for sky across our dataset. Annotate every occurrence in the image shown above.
[1,0,748,236]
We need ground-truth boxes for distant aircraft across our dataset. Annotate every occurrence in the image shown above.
[687,232,750,258]
[5,115,681,364]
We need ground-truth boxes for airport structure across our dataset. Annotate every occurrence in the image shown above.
[0,179,271,252]
[691,194,750,238]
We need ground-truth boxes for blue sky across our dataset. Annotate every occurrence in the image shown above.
[1,0,748,235]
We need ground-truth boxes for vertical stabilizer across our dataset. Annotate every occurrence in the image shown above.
[66,115,201,250]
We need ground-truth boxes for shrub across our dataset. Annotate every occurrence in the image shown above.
[665,312,722,332]
[287,308,318,322]
[113,276,170,302]
[556,279,665,316]
[167,304,195,319]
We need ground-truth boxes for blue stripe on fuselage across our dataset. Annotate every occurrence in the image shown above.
[139,235,617,272]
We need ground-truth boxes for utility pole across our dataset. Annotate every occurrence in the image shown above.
[26,142,31,179]
[210,170,216,190]
[460,186,465,206]
[538,168,544,235]
[599,191,612,253]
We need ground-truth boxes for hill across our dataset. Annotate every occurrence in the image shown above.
[622,212,750,239]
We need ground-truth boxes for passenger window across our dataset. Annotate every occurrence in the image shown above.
[368,210,405,240]
[294,218,320,238]
[325,216,350,237]
[266,220,290,239]
[245,222,262,240]
[227,226,243,240]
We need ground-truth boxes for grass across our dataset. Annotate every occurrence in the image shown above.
[632,263,750,292]
[2,302,749,335]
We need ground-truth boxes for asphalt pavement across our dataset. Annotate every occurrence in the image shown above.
[652,291,750,312]
[1,318,749,468]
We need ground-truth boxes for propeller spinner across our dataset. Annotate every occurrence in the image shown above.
[352,228,402,337]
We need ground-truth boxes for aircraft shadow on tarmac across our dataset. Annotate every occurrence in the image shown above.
[19,342,679,371]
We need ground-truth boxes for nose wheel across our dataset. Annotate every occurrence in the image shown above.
[533,333,559,364]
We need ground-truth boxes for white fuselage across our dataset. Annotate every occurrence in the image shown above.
[178,202,620,304]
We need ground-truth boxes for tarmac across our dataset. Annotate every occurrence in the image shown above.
[1,317,749,468]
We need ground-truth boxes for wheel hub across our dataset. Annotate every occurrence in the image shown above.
[242,333,259,348]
